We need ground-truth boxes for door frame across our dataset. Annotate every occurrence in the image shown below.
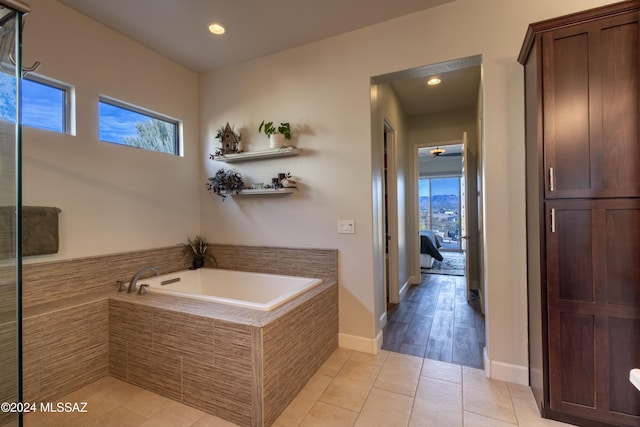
[383,119,400,305]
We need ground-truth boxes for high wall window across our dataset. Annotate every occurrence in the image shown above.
[98,96,180,155]
[0,73,71,133]
[419,176,461,250]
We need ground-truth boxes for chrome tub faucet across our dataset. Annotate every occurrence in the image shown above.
[128,266,160,293]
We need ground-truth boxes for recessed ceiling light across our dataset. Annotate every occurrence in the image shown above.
[208,23,226,35]
[427,77,441,86]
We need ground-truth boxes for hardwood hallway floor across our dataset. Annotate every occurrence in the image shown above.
[381,273,485,368]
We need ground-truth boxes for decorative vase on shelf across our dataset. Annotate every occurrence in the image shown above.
[269,133,286,149]
[192,258,204,269]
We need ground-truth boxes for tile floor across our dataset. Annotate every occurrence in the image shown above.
[10,347,573,427]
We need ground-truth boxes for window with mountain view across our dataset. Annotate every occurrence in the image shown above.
[419,176,461,250]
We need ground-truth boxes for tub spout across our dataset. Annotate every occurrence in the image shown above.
[128,266,160,293]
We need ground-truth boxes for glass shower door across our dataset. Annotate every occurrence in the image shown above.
[0,1,29,426]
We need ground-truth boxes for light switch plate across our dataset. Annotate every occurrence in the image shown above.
[337,219,355,234]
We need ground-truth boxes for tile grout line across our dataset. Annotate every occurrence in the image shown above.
[310,350,359,424]
[350,351,384,427]
[506,383,522,427]
[460,368,521,426]
[405,354,427,427]
[297,372,335,427]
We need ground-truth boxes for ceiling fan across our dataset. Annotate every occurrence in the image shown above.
[429,147,462,157]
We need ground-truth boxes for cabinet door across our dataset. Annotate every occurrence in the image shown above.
[543,13,640,199]
[546,199,640,425]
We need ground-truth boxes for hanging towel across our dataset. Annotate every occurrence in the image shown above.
[0,206,61,258]
[22,206,61,256]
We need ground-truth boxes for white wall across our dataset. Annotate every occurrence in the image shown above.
[200,0,616,382]
[412,109,470,216]
[410,108,477,149]
[200,49,379,348]
[411,108,475,177]
[418,156,463,177]
[20,0,201,261]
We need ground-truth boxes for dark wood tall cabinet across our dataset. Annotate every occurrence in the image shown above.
[519,2,640,426]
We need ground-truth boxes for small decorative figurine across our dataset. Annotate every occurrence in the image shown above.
[281,177,296,188]
[213,123,241,155]
[265,172,295,188]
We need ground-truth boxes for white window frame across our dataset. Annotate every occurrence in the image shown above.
[20,73,74,134]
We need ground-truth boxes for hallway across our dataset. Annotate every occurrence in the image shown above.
[382,273,484,368]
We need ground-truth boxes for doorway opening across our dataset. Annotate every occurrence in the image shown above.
[372,55,485,369]
[418,142,465,275]
[383,137,484,368]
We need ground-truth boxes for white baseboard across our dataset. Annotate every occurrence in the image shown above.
[483,347,490,378]
[379,311,387,330]
[339,331,383,355]
[484,347,528,385]
[399,280,410,302]
[375,330,383,353]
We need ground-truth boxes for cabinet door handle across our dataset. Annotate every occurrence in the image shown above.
[550,208,556,233]
[549,167,555,192]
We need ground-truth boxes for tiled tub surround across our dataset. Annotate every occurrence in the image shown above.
[19,245,338,427]
[22,246,193,308]
[23,299,109,404]
[21,246,192,406]
[0,268,19,426]
[110,279,338,426]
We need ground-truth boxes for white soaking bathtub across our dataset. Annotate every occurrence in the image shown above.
[139,268,323,311]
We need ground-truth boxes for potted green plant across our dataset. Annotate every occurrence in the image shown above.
[205,168,245,200]
[182,236,215,269]
[258,120,291,149]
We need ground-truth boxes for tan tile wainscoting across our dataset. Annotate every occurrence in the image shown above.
[11,245,338,427]
[0,267,18,427]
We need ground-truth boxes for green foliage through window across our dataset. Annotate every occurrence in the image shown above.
[99,97,179,155]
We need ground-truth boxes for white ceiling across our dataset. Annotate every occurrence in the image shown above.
[56,0,455,73]
[56,0,479,116]
[390,66,481,116]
